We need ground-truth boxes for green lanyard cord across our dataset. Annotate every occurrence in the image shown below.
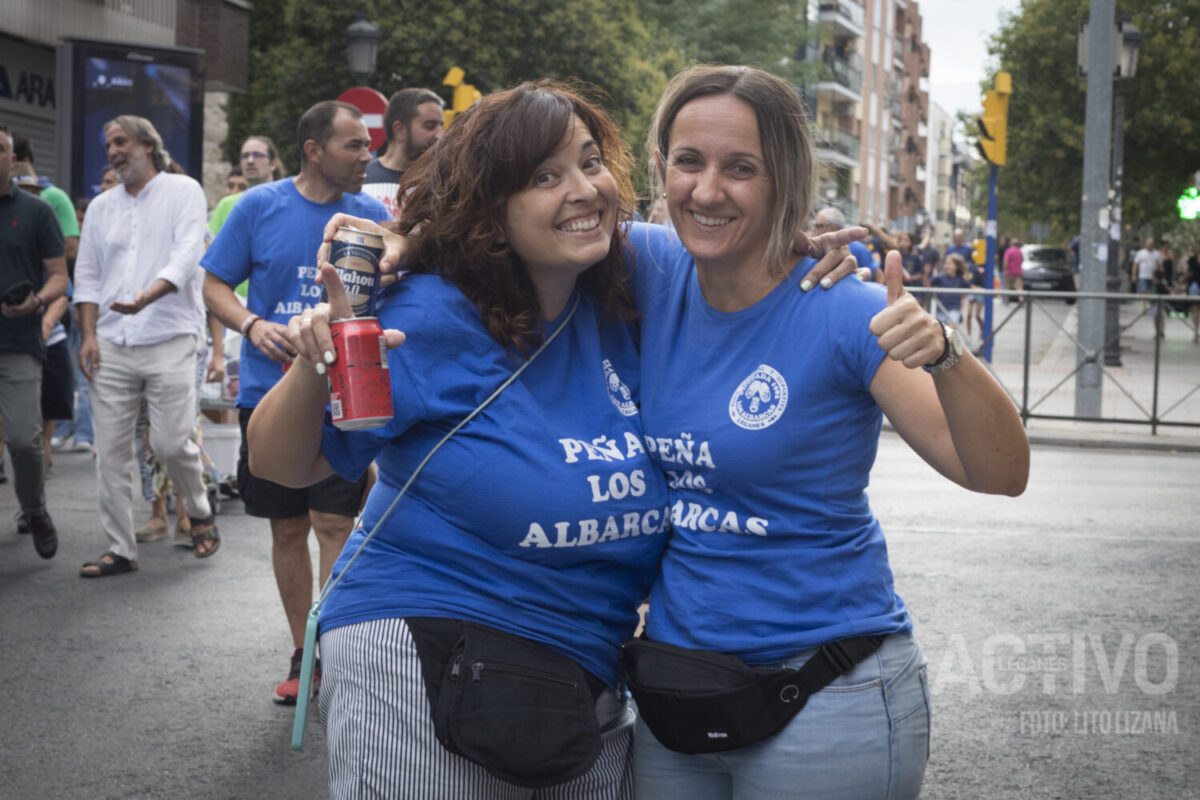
[292,293,580,749]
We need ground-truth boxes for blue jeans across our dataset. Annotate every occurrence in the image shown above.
[633,633,930,800]
[55,321,93,444]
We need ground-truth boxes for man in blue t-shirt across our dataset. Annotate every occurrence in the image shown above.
[202,101,390,704]
[944,228,974,264]
[813,206,878,281]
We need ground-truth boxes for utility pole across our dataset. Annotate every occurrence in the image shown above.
[975,73,1011,363]
[1076,0,1115,417]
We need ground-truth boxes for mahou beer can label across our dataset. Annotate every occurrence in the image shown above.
[323,226,385,316]
[328,318,392,430]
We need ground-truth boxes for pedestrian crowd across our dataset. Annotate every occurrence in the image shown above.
[2,68,1033,800]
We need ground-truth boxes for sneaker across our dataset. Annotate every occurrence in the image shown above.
[28,511,58,559]
[273,647,321,705]
[15,511,30,534]
[71,438,94,453]
[50,436,68,450]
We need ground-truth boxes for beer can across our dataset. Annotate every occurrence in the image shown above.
[327,318,393,430]
[322,226,385,316]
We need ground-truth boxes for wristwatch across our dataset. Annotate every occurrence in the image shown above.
[35,296,46,315]
[923,323,964,375]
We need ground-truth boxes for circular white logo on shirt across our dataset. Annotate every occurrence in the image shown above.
[603,360,638,417]
[728,364,788,430]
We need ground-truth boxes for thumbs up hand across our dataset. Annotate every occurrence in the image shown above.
[868,250,946,369]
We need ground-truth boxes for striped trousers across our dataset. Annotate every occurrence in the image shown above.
[320,617,634,799]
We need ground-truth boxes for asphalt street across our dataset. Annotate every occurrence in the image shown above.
[1,431,1197,799]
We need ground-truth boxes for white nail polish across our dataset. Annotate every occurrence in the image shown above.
[821,277,832,289]
[315,361,326,376]
[324,350,335,364]
[801,280,813,292]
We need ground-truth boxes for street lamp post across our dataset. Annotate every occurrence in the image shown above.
[346,14,381,85]
[1103,18,1142,366]
[1075,0,1115,418]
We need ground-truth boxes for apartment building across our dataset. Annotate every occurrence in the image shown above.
[804,0,931,235]
[1,0,249,205]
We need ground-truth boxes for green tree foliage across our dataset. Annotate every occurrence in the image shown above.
[638,0,818,83]
[227,0,665,182]
[982,0,1200,237]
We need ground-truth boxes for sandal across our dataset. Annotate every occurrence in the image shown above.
[80,551,139,578]
[173,517,193,548]
[189,515,220,559]
[135,516,169,542]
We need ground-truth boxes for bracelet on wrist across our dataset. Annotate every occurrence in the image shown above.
[240,314,261,336]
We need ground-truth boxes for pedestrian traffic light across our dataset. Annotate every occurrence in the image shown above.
[972,238,987,265]
[976,72,1011,166]
[443,66,481,127]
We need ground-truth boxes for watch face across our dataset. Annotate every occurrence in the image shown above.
[948,327,964,356]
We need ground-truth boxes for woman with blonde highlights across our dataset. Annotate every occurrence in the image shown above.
[623,65,1028,799]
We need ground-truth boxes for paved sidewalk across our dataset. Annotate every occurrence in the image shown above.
[944,296,1200,453]
[0,451,327,800]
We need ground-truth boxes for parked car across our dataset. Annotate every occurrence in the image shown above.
[1021,245,1076,303]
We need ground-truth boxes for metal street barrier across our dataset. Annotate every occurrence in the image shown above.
[909,286,1200,435]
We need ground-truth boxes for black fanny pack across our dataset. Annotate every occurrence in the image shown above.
[407,617,603,788]
[621,635,884,754]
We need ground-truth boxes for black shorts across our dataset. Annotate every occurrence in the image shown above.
[41,340,75,421]
[237,406,367,520]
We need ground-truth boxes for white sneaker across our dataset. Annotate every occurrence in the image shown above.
[71,438,94,453]
[50,436,67,450]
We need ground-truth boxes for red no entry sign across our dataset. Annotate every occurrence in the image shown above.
[337,87,389,151]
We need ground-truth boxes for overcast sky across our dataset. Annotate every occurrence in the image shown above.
[921,0,1020,118]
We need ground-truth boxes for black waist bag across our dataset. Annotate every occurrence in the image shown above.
[621,635,884,755]
[409,618,602,789]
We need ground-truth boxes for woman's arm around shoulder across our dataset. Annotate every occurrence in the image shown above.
[868,252,1029,496]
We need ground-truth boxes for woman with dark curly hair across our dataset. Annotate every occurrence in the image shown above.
[248,81,669,799]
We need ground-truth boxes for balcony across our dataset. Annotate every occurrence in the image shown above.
[893,37,906,70]
[889,161,901,186]
[818,1,865,39]
[813,47,863,102]
[813,127,861,169]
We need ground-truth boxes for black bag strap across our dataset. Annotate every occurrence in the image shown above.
[759,636,886,724]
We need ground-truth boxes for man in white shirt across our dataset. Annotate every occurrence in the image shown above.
[1132,237,1162,294]
[74,115,217,577]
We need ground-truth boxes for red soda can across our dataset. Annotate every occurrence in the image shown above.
[322,226,385,316]
[327,318,393,430]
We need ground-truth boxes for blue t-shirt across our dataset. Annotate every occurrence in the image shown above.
[626,222,911,664]
[317,276,671,685]
[930,273,970,312]
[848,240,877,280]
[945,243,974,264]
[200,179,389,407]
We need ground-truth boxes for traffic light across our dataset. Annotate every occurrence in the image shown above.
[972,239,987,265]
[443,66,481,127]
[976,72,1011,166]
